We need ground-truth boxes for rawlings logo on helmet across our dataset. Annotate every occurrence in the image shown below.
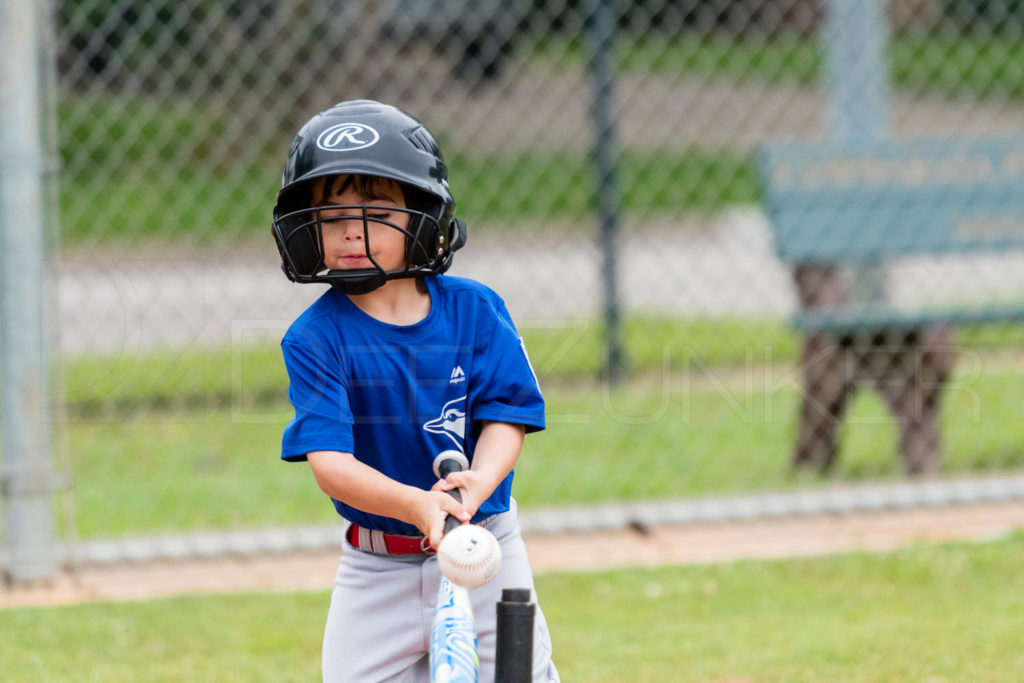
[316,123,380,152]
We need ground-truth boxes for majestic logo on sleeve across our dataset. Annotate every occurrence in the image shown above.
[423,396,466,452]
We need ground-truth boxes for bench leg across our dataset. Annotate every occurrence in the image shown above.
[793,333,855,473]
[792,264,854,473]
[790,264,958,477]
[874,327,956,477]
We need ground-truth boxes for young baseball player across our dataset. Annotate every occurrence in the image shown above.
[273,99,560,682]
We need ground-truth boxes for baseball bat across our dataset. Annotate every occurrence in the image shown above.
[429,451,479,683]
[495,588,535,683]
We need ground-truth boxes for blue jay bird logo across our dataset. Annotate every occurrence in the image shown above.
[423,396,466,452]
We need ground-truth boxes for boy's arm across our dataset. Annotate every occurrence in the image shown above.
[306,450,470,547]
[434,420,525,519]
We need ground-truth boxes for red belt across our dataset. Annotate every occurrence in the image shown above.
[346,523,435,555]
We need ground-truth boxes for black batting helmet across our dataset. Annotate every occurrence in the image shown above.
[272,100,467,293]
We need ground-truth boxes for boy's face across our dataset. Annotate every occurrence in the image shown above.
[312,175,411,272]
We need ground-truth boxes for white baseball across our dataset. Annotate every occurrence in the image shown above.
[437,524,502,589]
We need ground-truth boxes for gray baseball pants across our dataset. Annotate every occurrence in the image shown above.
[321,504,559,682]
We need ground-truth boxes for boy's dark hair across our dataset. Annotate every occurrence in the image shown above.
[296,174,436,224]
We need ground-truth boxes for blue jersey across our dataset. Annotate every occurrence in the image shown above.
[280,275,545,535]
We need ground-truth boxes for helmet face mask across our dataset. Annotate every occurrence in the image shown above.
[272,100,466,293]
[273,200,451,294]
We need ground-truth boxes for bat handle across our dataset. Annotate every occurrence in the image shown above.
[433,451,470,536]
[441,476,463,537]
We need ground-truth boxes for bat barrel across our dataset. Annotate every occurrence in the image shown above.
[495,588,535,683]
[430,578,479,683]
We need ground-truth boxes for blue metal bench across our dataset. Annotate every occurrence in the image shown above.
[761,137,1024,330]
[759,137,1024,475]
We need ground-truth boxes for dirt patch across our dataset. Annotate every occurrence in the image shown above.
[3,501,1022,609]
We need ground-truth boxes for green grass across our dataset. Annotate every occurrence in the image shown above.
[53,317,1024,538]
[57,90,760,243]
[59,141,758,243]
[63,414,335,538]
[59,96,241,171]
[545,534,1024,682]
[59,349,1024,538]
[62,342,288,418]
[891,33,1024,99]
[60,316,795,416]
[58,29,1024,244]
[0,590,326,682]
[59,314,1024,417]
[62,164,278,244]
[447,147,760,221]
[2,534,1023,681]
[538,31,1024,98]
[604,32,822,85]
[58,94,280,243]
[59,315,804,537]
[524,362,1024,505]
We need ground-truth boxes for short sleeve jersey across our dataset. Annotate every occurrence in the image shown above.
[280,275,544,535]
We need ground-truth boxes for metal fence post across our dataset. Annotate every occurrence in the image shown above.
[824,0,891,303]
[825,0,890,142]
[0,0,58,584]
[587,0,625,383]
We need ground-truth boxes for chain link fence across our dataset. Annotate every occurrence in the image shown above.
[10,0,1024,568]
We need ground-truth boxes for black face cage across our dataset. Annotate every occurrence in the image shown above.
[272,204,451,291]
